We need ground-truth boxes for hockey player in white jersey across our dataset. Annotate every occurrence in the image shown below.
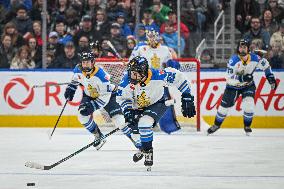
[64,49,141,150]
[130,29,172,69]
[117,56,196,170]
[207,39,278,135]
[130,29,182,134]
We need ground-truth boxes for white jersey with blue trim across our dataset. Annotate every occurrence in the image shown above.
[117,67,191,111]
[71,65,116,108]
[129,44,172,69]
[226,53,272,88]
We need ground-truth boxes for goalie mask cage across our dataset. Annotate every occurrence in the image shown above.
[95,58,201,131]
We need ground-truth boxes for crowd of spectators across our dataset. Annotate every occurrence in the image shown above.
[0,0,282,69]
[0,0,226,69]
[235,0,284,68]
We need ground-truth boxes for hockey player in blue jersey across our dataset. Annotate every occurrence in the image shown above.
[64,49,141,150]
[116,56,196,171]
[207,39,278,136]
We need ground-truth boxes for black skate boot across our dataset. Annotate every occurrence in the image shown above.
[244,126,252,136]
[93,127,106,150]
[133,150,144,163]
[144,148,153,171]
[207,125,220,135]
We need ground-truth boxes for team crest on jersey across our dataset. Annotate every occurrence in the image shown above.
[137,91,150,108]
[151,53,160,69]
[87,84,100,98]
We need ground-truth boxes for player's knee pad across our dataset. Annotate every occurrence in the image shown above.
[217,106,229,116]
[242,97,255,113]
[78,113,92,124]
[111,114,126,130]
[78,113,97,133]
[138,115,155,127]
[138,115,154,142]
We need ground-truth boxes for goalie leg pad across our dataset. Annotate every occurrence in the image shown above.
[159,106,180,134]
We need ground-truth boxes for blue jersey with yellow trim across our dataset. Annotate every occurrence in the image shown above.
[117,67,192,111]
[226,53,273,88]
[71,65,116,108]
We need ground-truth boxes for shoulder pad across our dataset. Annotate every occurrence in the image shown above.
[151,68,167,80]
[228,55,240,66]
[119,73,129,88]
[95,67,110,82]
[73,65,82,73]
[250,53,260,62]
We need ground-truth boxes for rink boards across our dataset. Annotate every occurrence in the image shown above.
[0,69,283,128]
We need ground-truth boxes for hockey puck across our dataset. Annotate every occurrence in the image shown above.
[27,183,35,186]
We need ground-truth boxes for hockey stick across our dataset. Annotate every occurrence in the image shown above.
[49,100,68,139]
[33,82,70,88]
[106,40,122,59]
[25,128,120,170]
[106,40,129,66]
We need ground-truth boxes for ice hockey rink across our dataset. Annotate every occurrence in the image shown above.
[1,127,284,189]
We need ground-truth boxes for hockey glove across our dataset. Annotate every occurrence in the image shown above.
[79,101,97,116]
[266,74,278,90]
[181,93,196,118]
[239,74,253,83]
[123,109,135,124]
[64,83,77,101]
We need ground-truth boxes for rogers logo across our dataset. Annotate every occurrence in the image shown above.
[4,78,34,109]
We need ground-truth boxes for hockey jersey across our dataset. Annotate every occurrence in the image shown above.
[130,44,172,69]
[117,67,191,111]
[226,53,273,88]
[71,65,116,108]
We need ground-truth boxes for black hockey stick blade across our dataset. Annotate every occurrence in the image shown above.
[25,128,120,170]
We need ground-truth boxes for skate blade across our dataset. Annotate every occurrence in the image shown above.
[95,139,106,150]
[245,132,251,136]
[146,166,152,172]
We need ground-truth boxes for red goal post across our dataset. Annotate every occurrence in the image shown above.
[95,58,201,131]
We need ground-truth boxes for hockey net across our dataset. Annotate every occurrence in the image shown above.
[95,58,200,131]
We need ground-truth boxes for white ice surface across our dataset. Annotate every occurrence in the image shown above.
[1,128,284,189]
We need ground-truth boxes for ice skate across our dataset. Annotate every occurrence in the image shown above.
[93,128,106,150]
[244,126,252,136]
[133,150,144,163]
[144,148,153,171]
[207,125,220,135]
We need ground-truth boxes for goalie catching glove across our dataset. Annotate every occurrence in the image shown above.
[79,101,97,116]
[181,93,196,118]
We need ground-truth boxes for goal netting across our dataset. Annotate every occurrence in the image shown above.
[95,58,201,131]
